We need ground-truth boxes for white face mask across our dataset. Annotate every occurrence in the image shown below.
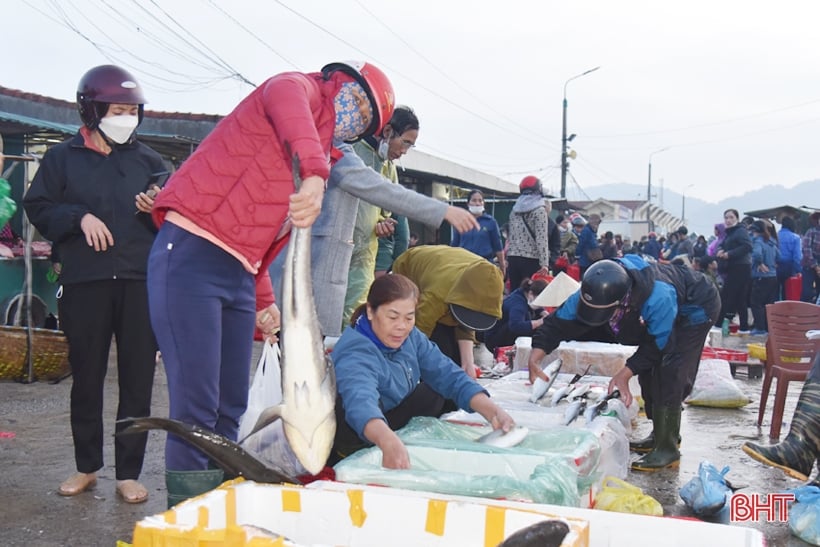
[98,115,139,144]
[468,205,484,215]
[377,138,389,160]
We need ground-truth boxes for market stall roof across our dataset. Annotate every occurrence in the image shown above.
[744,204,820,222]
[400,148,519,197]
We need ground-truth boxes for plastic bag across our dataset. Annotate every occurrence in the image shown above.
[237,343,307,477]
[0,178,16,227]
[788,485,820,546]
[679,460,732,518]
[685,359,750,408]
[238,341,282,441]
[334,417,582,505]
[335,443,579,506]
[594,476,663,516]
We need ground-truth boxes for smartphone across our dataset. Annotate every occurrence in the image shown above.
[136,171,170,214]
[144,171,170,193]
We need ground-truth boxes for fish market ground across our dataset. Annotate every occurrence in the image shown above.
[0,335,812,546]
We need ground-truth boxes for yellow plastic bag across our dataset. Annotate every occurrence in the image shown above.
[594,476,663,516]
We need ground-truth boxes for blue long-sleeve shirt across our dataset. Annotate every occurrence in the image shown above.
[778,228,803,272]
[451,213,503,261]
[576,225,600,267]
[752,235,779,278]
[331,321,486,440]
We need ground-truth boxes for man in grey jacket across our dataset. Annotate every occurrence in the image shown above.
[270,141,478,337]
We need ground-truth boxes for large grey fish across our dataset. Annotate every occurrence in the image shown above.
[240,154,336,475]
[119,417,300,484]
[497,519,570,547]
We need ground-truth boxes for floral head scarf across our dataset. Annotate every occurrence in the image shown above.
[333,82,370,141]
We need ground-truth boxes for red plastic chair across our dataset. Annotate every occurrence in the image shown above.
[756,301,820,440]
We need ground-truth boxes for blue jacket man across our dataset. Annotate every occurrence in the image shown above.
[527,255,720,472]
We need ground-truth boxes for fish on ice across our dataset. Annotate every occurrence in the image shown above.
[529,358,562,403]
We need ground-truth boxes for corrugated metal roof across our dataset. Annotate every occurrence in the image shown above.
[0,110,202,142]
[0,110,79,134]
[401,148,519,195]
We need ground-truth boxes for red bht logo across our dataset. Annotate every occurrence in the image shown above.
[730,493,795,522]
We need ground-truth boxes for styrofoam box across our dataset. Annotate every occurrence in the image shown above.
[512,339,638,378]
[132,479,589,547]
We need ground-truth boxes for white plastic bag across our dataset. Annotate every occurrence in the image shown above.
[238,341,282,441]
[238,341,307,477]
[686,359,750,408]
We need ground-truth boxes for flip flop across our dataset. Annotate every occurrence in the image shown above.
[116,479,148,504]
[58,473,97,496]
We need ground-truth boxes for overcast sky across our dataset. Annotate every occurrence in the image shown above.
[8,0,820,203]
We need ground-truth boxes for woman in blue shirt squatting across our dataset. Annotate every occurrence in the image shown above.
[483,277,549,355]
[330,274,515,469]
[526,255,720,472]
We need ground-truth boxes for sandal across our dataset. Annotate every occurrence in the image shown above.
[58,473,97,496]
[116,479,148,504]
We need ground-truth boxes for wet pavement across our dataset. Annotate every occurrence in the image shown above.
[0,334,814,546]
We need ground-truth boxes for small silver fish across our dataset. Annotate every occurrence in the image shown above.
[584,389,621,423]
[563,398,587,426]
[529,358,562,403]
[566,383,590,401]
[477,426,529,448]
[550,385,572,407]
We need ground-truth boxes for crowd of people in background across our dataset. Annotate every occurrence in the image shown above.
[447,188,820,336]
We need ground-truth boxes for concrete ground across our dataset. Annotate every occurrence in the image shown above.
[0,334,814,546]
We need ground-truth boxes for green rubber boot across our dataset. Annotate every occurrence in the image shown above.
[165,469,224,509]
[742,380,820,482]
[631,405,681,472]
[629,431,682,454]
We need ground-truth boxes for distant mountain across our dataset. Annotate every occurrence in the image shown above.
[575,179,820,237]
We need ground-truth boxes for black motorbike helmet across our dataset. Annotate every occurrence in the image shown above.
[76,65,147,130]
[577,260,632,326]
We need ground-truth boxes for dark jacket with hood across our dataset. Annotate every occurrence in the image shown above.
[24,131,165,284]
[532,255,718,376]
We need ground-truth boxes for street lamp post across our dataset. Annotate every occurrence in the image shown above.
[646,147,670,229]
[681,184,694,225]
[561,66,600,198]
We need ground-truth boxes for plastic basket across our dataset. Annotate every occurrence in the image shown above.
[714,348,748,362]
[0,326,70,381]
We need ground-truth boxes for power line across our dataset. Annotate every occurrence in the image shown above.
[271,0,559,154]
[206,0,300,70]
[350,0,550,147]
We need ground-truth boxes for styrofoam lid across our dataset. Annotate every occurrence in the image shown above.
[531,272,580,308]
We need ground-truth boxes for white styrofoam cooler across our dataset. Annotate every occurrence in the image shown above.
[131,480,765,547]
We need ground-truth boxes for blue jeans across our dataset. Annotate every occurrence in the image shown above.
[148,223,256,471]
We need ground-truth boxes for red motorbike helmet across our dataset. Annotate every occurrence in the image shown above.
[519,175,542,194]
[76,65,147,129]
[322,61,395,139]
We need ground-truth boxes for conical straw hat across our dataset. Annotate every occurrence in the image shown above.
[531,271,580,308]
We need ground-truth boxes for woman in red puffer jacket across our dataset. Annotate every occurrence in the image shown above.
[147,62,395,507]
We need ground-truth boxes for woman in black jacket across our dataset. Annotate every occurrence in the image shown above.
[716,208,752,332]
